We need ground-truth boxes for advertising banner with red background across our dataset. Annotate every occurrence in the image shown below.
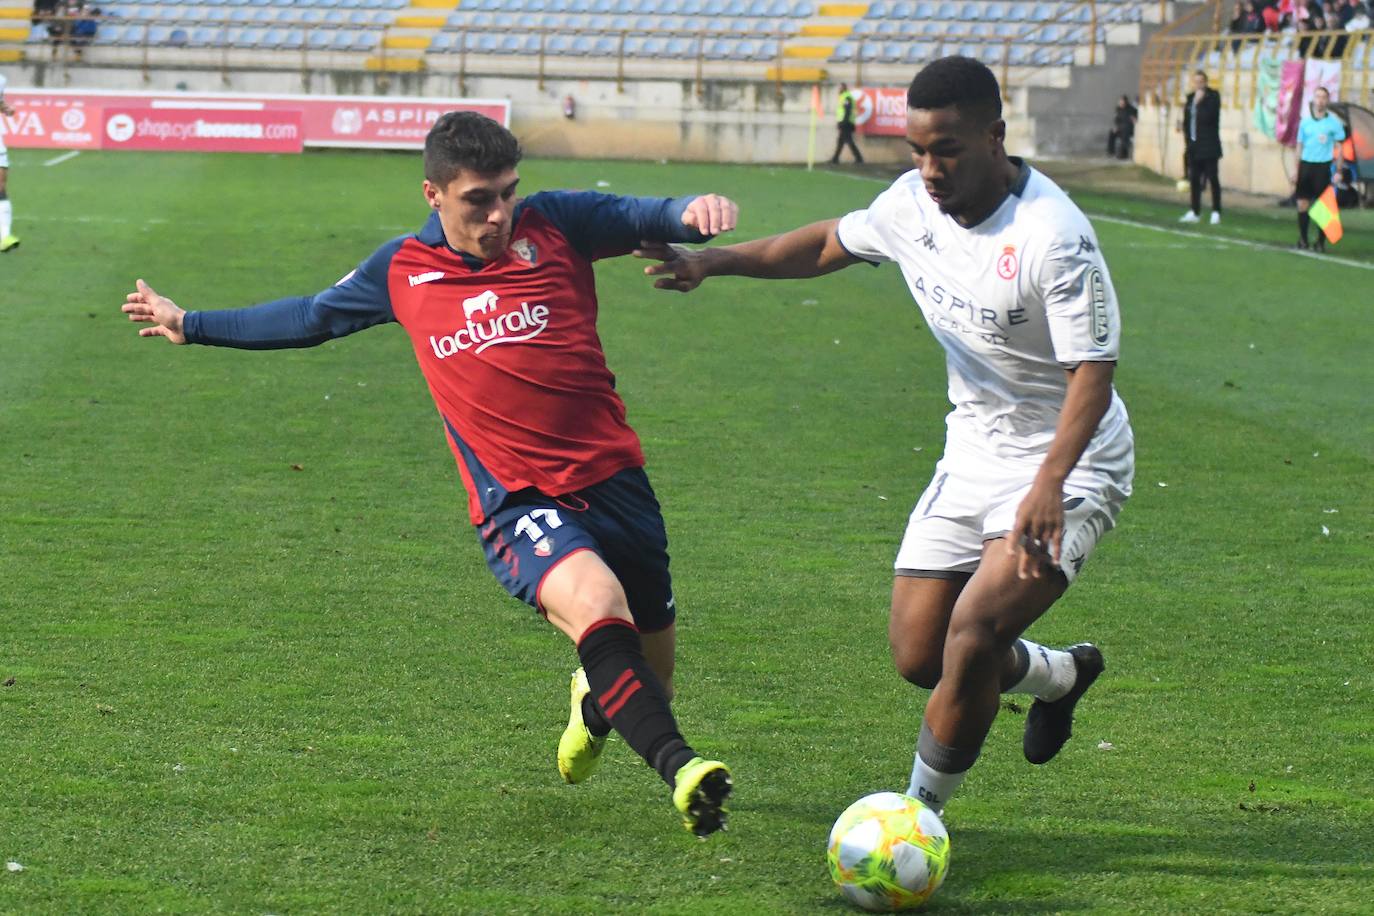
[852,86,909,137]
[102,105,304,153]
[0,90,511,151]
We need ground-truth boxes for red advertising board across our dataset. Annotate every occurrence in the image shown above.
[101,105,304,153]
[853,86,909,137]
[0,90,511,151]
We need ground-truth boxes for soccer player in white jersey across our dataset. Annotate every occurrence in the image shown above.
[0,72,18,252]
[638,56,1133,814]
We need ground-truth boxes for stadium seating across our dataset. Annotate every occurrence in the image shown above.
[39,0,1139,85]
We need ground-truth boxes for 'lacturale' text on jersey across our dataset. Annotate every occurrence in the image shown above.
[836,161,1130,464]
[183,191,710,522]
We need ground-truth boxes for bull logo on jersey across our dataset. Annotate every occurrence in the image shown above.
[996,245,1018,280]
[431,289,552,359]
[462,289,500,319]
[511,238,538,265]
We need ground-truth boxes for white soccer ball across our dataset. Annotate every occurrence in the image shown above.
[826,792,950,912]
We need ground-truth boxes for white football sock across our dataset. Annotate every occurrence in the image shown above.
[1007,639,1077,701]
[906,720,978,814]
[0,200,11,238]
[906,754,967,815]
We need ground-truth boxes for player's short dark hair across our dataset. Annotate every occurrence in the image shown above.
[906,55,1002,125]
[424,111,523,186]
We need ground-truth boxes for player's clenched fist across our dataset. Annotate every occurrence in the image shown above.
[679,193,738,238]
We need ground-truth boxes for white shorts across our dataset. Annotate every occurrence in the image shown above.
[0,138,8,170]
[894,428,1134,584]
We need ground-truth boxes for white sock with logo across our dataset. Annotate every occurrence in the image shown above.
[905,720,978,815]
[1007,639,1077,701]
[906,755,967,816]
[0,200,11,238]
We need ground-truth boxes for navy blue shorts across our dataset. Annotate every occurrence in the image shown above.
[476,466,676,633]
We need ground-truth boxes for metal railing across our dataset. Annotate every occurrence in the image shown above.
[1140,27,1374,111]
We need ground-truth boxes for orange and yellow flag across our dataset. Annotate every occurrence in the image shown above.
[1309,184,1343,244]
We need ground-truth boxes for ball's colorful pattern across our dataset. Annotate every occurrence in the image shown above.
[827,792,950,912]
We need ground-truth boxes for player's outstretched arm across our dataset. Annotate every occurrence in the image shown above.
[1007,360,1116,580]
[122,279,188,345]
[635,219,859,293]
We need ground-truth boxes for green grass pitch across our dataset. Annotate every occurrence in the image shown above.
[1,148,1371,914]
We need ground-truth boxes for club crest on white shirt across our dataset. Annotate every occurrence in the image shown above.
[996,245,1018,280]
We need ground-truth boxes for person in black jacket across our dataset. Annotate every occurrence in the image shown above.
[1179,71,1223,224]
[1108,95,1137,160]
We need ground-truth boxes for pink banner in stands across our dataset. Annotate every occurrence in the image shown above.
[0,90,511,151]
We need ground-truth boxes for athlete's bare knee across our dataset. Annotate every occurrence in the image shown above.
[890,637,942,689]
[942,618,1008,682]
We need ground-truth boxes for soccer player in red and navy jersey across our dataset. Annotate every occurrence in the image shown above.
[121,111,737,837]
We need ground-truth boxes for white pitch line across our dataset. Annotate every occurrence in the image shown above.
[1088,213,1374,271]
[813,170,1374,271]
[43,150,81,167]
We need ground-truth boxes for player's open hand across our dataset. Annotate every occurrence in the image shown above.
[680,194,738,237]
[1007,480,1065,580]
[635,241,710,293]
[122,278,188,344]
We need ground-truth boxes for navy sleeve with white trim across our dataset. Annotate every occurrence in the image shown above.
[519,191,711,260]
[183,237,402,349]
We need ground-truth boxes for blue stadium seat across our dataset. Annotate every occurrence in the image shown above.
[703,36,730,57]
[428,30,457,52]
[569,33,593,53]
[904,40,931,63]
[851,18,875,33]
[680,0,704,13]
[936,1,957,17]
[306,27,333,49]
[116,23,147,43]
[701,0,726,14]
[543,33,572,53]
[280,27,304,48]
[639,34,665,54]
[789,1,811,15]
[890,1,913,17]
[658,0,683,12]
[187,25,214,45]
[898,19,920,34]
[664,35,695,55]
[229,7,251,20]
[1030,2,1053,20]
[252,8,273,20]
[258,26,284,46]
[330,27,358,49]
[730,38,754,58]
[866,0,888,17]
[549,0,571,10]
[231,26,262,45]
[494,33,521,53]
[831,40,854,61]
[612,0,634,11]
[1005,2,1027,19]
[875,19,898,34]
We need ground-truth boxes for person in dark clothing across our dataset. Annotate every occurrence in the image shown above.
[1179,71,1223,224]
[1108,95,1137,159]
[830,83,864,165]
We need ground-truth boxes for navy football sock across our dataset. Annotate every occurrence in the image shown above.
[577,618,696,786]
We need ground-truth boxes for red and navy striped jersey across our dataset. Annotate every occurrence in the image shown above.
[184,191,710,523]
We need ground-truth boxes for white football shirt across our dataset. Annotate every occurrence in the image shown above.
[837,161,1131,465]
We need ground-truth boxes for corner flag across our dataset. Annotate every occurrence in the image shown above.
[807,84,822,172]
[1309,184,1343,244]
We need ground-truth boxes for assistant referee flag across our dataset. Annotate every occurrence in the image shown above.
[1309,185,1343,244]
